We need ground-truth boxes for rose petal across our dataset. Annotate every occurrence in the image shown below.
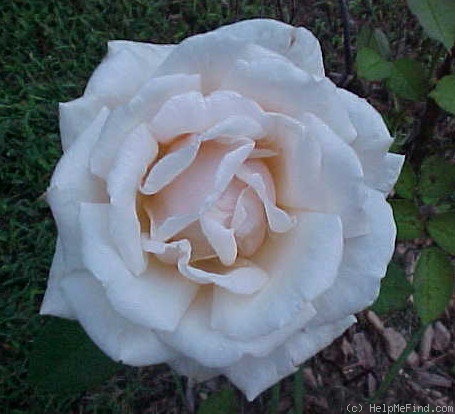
[61,272,176,366]
[142,238,269,295]
[59,96,104,152]
[222,57,357,143]
[337,89,404,194]
[231,187,267,257]
[51,106,110,198]
[236,160,294,233]
[215,18,324,77]
[159,291,317,369]
[79,203,198,330]
[301,113,369,238]
[107,124,158,274]
[155,32,247,93]
[149,91,208,143]
[90,74,201,179]
[141,135,201,195]
[308,189,396,327]
[85,41,174,106]
[224,315,355,401]
[39,237,75,318]
[211,212,342,339]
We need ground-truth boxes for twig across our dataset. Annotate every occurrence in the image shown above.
[338,0,354,87]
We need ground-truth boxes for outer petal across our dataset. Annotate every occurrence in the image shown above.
[39,237,75,318]
[211,211,343,339]
[85,41,174,106]
[337,89,404,194]
[215,19,324,77]
[90,74,201,180]
[223,316,355,401]
[221,57,357,143]
[159,291,324,369]
[308,189,396,327]
[107,123,159,275]
[59,96,104,152]
[154,32,248,93]
[60,272,176,366]
[79,203,198,331]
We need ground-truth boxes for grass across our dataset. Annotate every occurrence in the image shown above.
[1,0,453,413]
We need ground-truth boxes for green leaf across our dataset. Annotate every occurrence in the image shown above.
[413,247,454,325]
[387,59,428,101]
[430,75,455,115]
[356,48,392,81]
[419,155,455,205]
[197,389,237,414]
[428,212,455,254]
[395,161,417,200]
[357,26,392,58]
[390,199,424,240]
[407,0,455,50]
[29,317,120,395]
[372,262,413,315]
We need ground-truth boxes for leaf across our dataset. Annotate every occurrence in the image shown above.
[390,199,424,240]
[419,155,455,205]
[413,248,454,325]
[387,59,428,101]
[428,212,455,255]
[356,48,392,81]
[372,262,413,315]
[29,317,120,395]
[407,0,455,50]
[430,75,455,115]
[395,161,417,200]
[197,389,237,414]
[357,26,392,58]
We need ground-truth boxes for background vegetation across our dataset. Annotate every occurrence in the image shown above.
[1,0,453,412]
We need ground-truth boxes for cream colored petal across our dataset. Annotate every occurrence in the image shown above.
[142,238,268,295]
[39,237,75,318]
[149,91,208,143]
[211,211,343,339]
[215,19,324,77]
[90,74,200,180]
[141,135,201,195]
[222,57,357,143]
[223,315,355,401]
[59,96,104,152]
[236,160,294,233]
[308,189,396,328]
[107,124,158,274]
[337,88,404,194]
[61,271,177,366]
[85,41,174,107]
[79,203,198,331]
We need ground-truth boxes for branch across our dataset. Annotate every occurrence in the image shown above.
[338,0,354,87]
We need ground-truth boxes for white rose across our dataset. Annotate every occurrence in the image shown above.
[41,19,403,400]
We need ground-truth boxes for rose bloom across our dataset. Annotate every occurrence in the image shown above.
[41,19,403,400]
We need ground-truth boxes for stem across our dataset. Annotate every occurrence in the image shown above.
[338,0,353,87]
[270,383,281,414]
[293,368,305,414]
[371,324,426,403]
